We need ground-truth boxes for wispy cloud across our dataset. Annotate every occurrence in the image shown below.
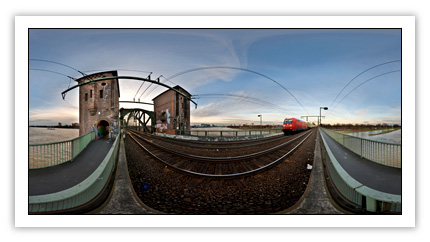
[29,28,402,125]
[29,107,78,125]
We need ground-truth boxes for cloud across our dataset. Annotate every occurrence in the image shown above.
[354,109,369,115]
[29,28,402,126]
[191,103,223,118]
[29,107,79,125]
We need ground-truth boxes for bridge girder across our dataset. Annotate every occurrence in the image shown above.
[61,75,197,108]
[120,108,155,133]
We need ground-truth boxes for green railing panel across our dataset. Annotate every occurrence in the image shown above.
[319,128,401,213]
[29,133,120,213]
[29,131,95,169]
[321,128,401,168]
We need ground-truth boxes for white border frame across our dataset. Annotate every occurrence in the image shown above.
[16,16,415,227]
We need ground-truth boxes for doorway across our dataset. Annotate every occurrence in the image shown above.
[97,120,110,139]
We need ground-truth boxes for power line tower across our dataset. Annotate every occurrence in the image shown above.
[300,115,324,126]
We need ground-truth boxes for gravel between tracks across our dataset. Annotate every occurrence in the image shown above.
[125,130,316,214]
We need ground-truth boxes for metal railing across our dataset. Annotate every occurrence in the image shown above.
[127,126,285,137]
[29,131,95,169]
[182,129,283,137]
[321,128,401,168]
[29,133,120,213]
[319,128,401,213]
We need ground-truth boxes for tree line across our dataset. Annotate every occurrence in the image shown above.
[321,123,401,130]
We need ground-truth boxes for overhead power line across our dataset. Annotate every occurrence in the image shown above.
[331,70,401,112]
[165,66,309,115]
[29,59,87,77]
[192,93,293,114]
[329,60,401,110]
[29,68,77,80]
[138,75,177,100]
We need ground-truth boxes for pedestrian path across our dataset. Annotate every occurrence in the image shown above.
[94,137,155,214]
[320,130,401,195]
[286,132,346,214]
[29,138,113,196]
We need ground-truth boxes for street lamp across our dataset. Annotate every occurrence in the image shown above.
[319,107,328,126]
[258,114,262,127]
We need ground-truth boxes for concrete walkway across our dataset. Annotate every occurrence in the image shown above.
[29,138,113,196]
[287,131,346,214]
[93,136,156,214]
[320,130,401,195]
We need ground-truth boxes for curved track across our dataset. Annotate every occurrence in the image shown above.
[127,129,314,179]
[125,128,317,214]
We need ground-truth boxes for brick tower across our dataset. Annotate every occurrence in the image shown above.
[152,85,191,135]
[76,71,120,138]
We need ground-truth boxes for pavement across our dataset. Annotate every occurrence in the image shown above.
[320,130,401,195]
[29,138,113,196]
[286,130,346,214]
[92,136,157,214]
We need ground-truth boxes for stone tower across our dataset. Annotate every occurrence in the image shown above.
[76,71,120,138]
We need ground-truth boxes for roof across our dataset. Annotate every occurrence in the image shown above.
[152,85,191,101]
[75,70,120,97]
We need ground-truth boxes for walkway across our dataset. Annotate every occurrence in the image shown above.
[29,138,113,196]
[320,129,401,195]
[287,131,346,214]
[93,136,155,214]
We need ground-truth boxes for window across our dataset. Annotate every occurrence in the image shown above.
[85,93,88,101]
[100,90,103,98]
[284,120,292,124]
[90,90,92,98]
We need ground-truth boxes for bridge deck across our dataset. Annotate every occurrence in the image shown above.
[320,130,401,195]
[29,138,114,196]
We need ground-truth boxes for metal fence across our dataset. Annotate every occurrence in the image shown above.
[319,129,401,213]
[321,128,401,168]
[29,131,95,169]
[185,129,283,137]
[29,133,120,213]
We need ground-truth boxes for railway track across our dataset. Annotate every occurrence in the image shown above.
[129,129,288,150]
[127,129,314,179]
[125,128,317,214]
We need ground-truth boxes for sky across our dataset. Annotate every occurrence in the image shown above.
[28,28,402,126]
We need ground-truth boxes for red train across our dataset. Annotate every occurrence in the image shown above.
[283,118,308,135]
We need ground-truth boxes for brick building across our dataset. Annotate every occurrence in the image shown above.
[77,71,120,138]
[152,85,191,135]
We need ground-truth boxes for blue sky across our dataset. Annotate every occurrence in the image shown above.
[29,29,401,126]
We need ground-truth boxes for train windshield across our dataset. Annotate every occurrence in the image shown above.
[284,120,293,124]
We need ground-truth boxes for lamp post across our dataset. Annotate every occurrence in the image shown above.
[319,107,328,126]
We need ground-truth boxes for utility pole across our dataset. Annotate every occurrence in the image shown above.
[300,116,324,124]
[319,107,328,126]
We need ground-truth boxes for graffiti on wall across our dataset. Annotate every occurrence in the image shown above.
[156,108,171,133]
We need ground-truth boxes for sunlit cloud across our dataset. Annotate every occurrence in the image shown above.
[29,107,79,125]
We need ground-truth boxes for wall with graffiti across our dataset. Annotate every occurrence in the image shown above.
[156,108,171,133]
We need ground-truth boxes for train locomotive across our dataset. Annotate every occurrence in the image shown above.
[282,118,308,135]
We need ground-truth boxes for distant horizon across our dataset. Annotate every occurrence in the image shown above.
[29,120,402,127]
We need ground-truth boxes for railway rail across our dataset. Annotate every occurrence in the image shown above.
[132,129,287,149]
[127,129,314,179]
[125,128,317,214]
